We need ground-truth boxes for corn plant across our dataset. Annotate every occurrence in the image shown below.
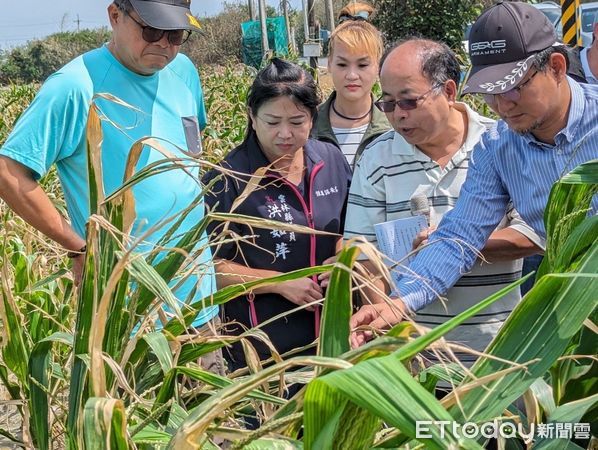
[201,65,254,164]
[1,66,596,449]
[159,161,597,449]
[0,83,37,146]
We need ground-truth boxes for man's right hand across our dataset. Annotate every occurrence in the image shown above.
[349,298,409,348]
[412,225,437,250]
[275,277,323,312]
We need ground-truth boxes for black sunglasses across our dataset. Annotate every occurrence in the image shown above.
[125,11,191,46]
[338,14,369,23]
[374,83,443,112]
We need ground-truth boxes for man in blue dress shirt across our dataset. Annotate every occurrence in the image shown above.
[350,0,598,346]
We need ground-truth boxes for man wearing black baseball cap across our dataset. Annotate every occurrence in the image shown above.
[128,0,202,32]
[350,1,597,346]
[0,0,224,373]
[463,0,558,96]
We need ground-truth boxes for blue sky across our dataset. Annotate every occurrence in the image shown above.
[0,0,300,50]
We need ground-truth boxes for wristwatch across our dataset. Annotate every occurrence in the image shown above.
[67,245,87,259]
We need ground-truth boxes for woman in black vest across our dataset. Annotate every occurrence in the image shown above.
[203,59,352,373]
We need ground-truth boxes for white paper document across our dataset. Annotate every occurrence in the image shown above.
[374,215,428,267]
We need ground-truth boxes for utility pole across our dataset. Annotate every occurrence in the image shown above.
[325,0,335,33]
[302,0,310,46]
[307,0,317,69]
[74,14,81,32]
[258,0,269,56]
[282,0,294,53]
[248,0,257,21]
[560,0,582,46]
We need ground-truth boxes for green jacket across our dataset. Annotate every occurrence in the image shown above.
[311,91,391,168]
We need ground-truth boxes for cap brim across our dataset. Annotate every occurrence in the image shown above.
[130,1,202,32]
[462,54,536,95]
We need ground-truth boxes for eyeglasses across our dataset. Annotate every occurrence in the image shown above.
[125,11,191,46]
[482,70,539,105]
[374,84,443,112]
[338,11,370,23]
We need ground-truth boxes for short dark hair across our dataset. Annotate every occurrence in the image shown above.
[245,58,320,141]
[533,45,570,72]
[114,0,133,13]
[380,37,461,90]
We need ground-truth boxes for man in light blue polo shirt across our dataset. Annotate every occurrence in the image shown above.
[350,1,598,345]
[0,0,218,337]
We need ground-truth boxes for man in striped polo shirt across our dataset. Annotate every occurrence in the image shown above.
[350,2,598,348]
[344,37,544,367]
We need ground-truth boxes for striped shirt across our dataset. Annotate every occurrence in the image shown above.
[397,78,598,313]
[332,123,368,166]
[344,102,542,359]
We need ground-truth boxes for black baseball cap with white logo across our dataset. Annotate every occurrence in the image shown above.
[462,0,556,94]
[129,0,202,32]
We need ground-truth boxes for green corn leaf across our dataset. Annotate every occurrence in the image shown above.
[21,268,70,293]
[449,244,598,424]
[551,215,598,273]
[529,378,556,418]
[176,366,286,405]
[152,369,178,426]
[143,332,174,374]
[162,264,333,336]
[540,159,598,277]
[83,398,129,450]
[127,264,333,384]
[532,394,598,449]
[168,356,352,449]
[178,340,229,366]
[317,245,360,359]
[240,438,304,449]
[304,355,483,450]
[28,332,73,450]
[131,425,172,444]
[0,278,29,389]
[122,251,184,323]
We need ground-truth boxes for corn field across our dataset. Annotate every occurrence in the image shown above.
[0,63,597,449]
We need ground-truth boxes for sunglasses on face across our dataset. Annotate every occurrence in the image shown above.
[374,83,443,112]
[125,11,191,46]
[482,70,539,105]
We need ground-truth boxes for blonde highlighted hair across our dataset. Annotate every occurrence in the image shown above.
[328,20,384,63]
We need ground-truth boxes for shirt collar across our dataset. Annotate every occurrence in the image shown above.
[245,133,322,175]
[391,102,488,160]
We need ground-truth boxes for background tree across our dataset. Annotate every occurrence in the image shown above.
[0,29,111,84]
[372,0,483,54]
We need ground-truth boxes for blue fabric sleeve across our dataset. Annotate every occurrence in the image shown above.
[0,72,90,179]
